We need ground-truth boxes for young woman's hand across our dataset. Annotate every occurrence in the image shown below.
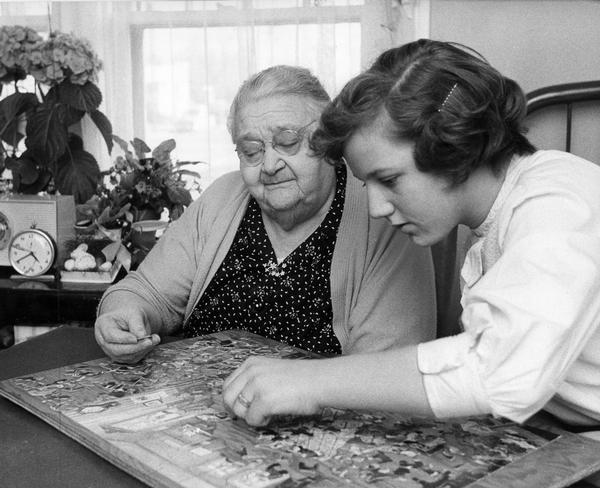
[222,356,325,426]
[222,346,432,426]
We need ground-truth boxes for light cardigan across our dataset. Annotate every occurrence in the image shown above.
[419,150,600,425]
[99,170,436,354]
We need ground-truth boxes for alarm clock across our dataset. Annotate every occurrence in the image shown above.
[0,194,75,271]
[8,228,56,277]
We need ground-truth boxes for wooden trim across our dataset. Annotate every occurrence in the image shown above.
[127,5,363,28]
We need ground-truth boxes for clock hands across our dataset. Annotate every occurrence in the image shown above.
[16,251,35,264]
[16,251,40,264]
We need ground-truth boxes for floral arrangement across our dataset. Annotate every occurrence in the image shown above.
[28,31,102,86]
[75,136,203,268]
[0,25,42,83]
[0,25,112,204]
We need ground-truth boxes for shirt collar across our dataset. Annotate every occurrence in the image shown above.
[472,154,523,238]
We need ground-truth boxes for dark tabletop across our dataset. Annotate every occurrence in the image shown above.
[1,327,598,488]
[0,326,170,488]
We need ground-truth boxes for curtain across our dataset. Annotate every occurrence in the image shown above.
[2,0,429,185]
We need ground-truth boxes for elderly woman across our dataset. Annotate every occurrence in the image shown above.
[94,65,435,364]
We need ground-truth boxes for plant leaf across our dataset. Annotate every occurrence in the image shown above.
[67,133,85,152]
[89,109,113,154]
[25,104,69,164]
[97,206,113,225]
[0,92,38,120]
[58,80,102,112]
[45,86,60,105]
[62,106,86,127]
[53,147,101,204]
[112,134,130,153]
[132,137,151,159]
[12,152,40,185]
[4,156,19,171]
[174,160,206,167]
[76,195,103,220]
[169,204,185,220]
[0,92,38,146]
[11,164,52,194]
[118,172,138,191]
[152,138,176,164]
[166,183,192,206]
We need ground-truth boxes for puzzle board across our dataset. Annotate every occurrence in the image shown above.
[1,330,599,488]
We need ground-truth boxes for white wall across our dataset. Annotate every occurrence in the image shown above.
[428,0,600,162]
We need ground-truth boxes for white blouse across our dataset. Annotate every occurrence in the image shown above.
[418,150,600,425]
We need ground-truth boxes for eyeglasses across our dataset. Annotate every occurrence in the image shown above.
[235,120,316,166]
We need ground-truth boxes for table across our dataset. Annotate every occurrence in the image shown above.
[0,266,125,327]
[0,327,598,488]
[0,265,127,348]
[0,326,153,487]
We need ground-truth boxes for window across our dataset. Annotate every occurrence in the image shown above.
[2,1,425,187]
[139,23,360,181]
[128,0,394,184]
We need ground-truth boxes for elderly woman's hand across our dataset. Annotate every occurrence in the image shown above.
[94,308,160,364]
[222,356,324,426]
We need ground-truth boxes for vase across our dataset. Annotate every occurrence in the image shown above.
[130,220,168,253]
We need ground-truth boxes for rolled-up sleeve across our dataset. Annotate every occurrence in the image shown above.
[418,229,600,423]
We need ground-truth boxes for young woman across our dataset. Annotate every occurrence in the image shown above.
[222,39,600,432]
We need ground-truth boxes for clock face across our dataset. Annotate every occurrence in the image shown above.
[8,229,56,277]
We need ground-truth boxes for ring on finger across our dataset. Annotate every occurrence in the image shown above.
[237,392,251,409]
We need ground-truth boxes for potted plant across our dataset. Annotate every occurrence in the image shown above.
[0,25,112,204]
[76,136,203,268]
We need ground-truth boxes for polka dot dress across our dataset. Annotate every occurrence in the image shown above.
[184,165,346,355]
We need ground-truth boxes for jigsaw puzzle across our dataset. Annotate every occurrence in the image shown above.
[1,331,598,488]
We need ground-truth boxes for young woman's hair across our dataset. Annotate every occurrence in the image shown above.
[313,39,535,185]
[228,65,331,142]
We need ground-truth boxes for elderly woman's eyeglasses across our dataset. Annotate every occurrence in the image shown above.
[235,120,315,166]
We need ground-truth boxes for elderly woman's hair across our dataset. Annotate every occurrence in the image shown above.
[313,39,535,185]
[228,65,331,141]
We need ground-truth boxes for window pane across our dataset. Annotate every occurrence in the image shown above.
[0,2,47,16]
[142,22,360,184]
[136,1,364,12]
[139,1,242,12]
[253,0,302,8]
[252,0,364,7]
